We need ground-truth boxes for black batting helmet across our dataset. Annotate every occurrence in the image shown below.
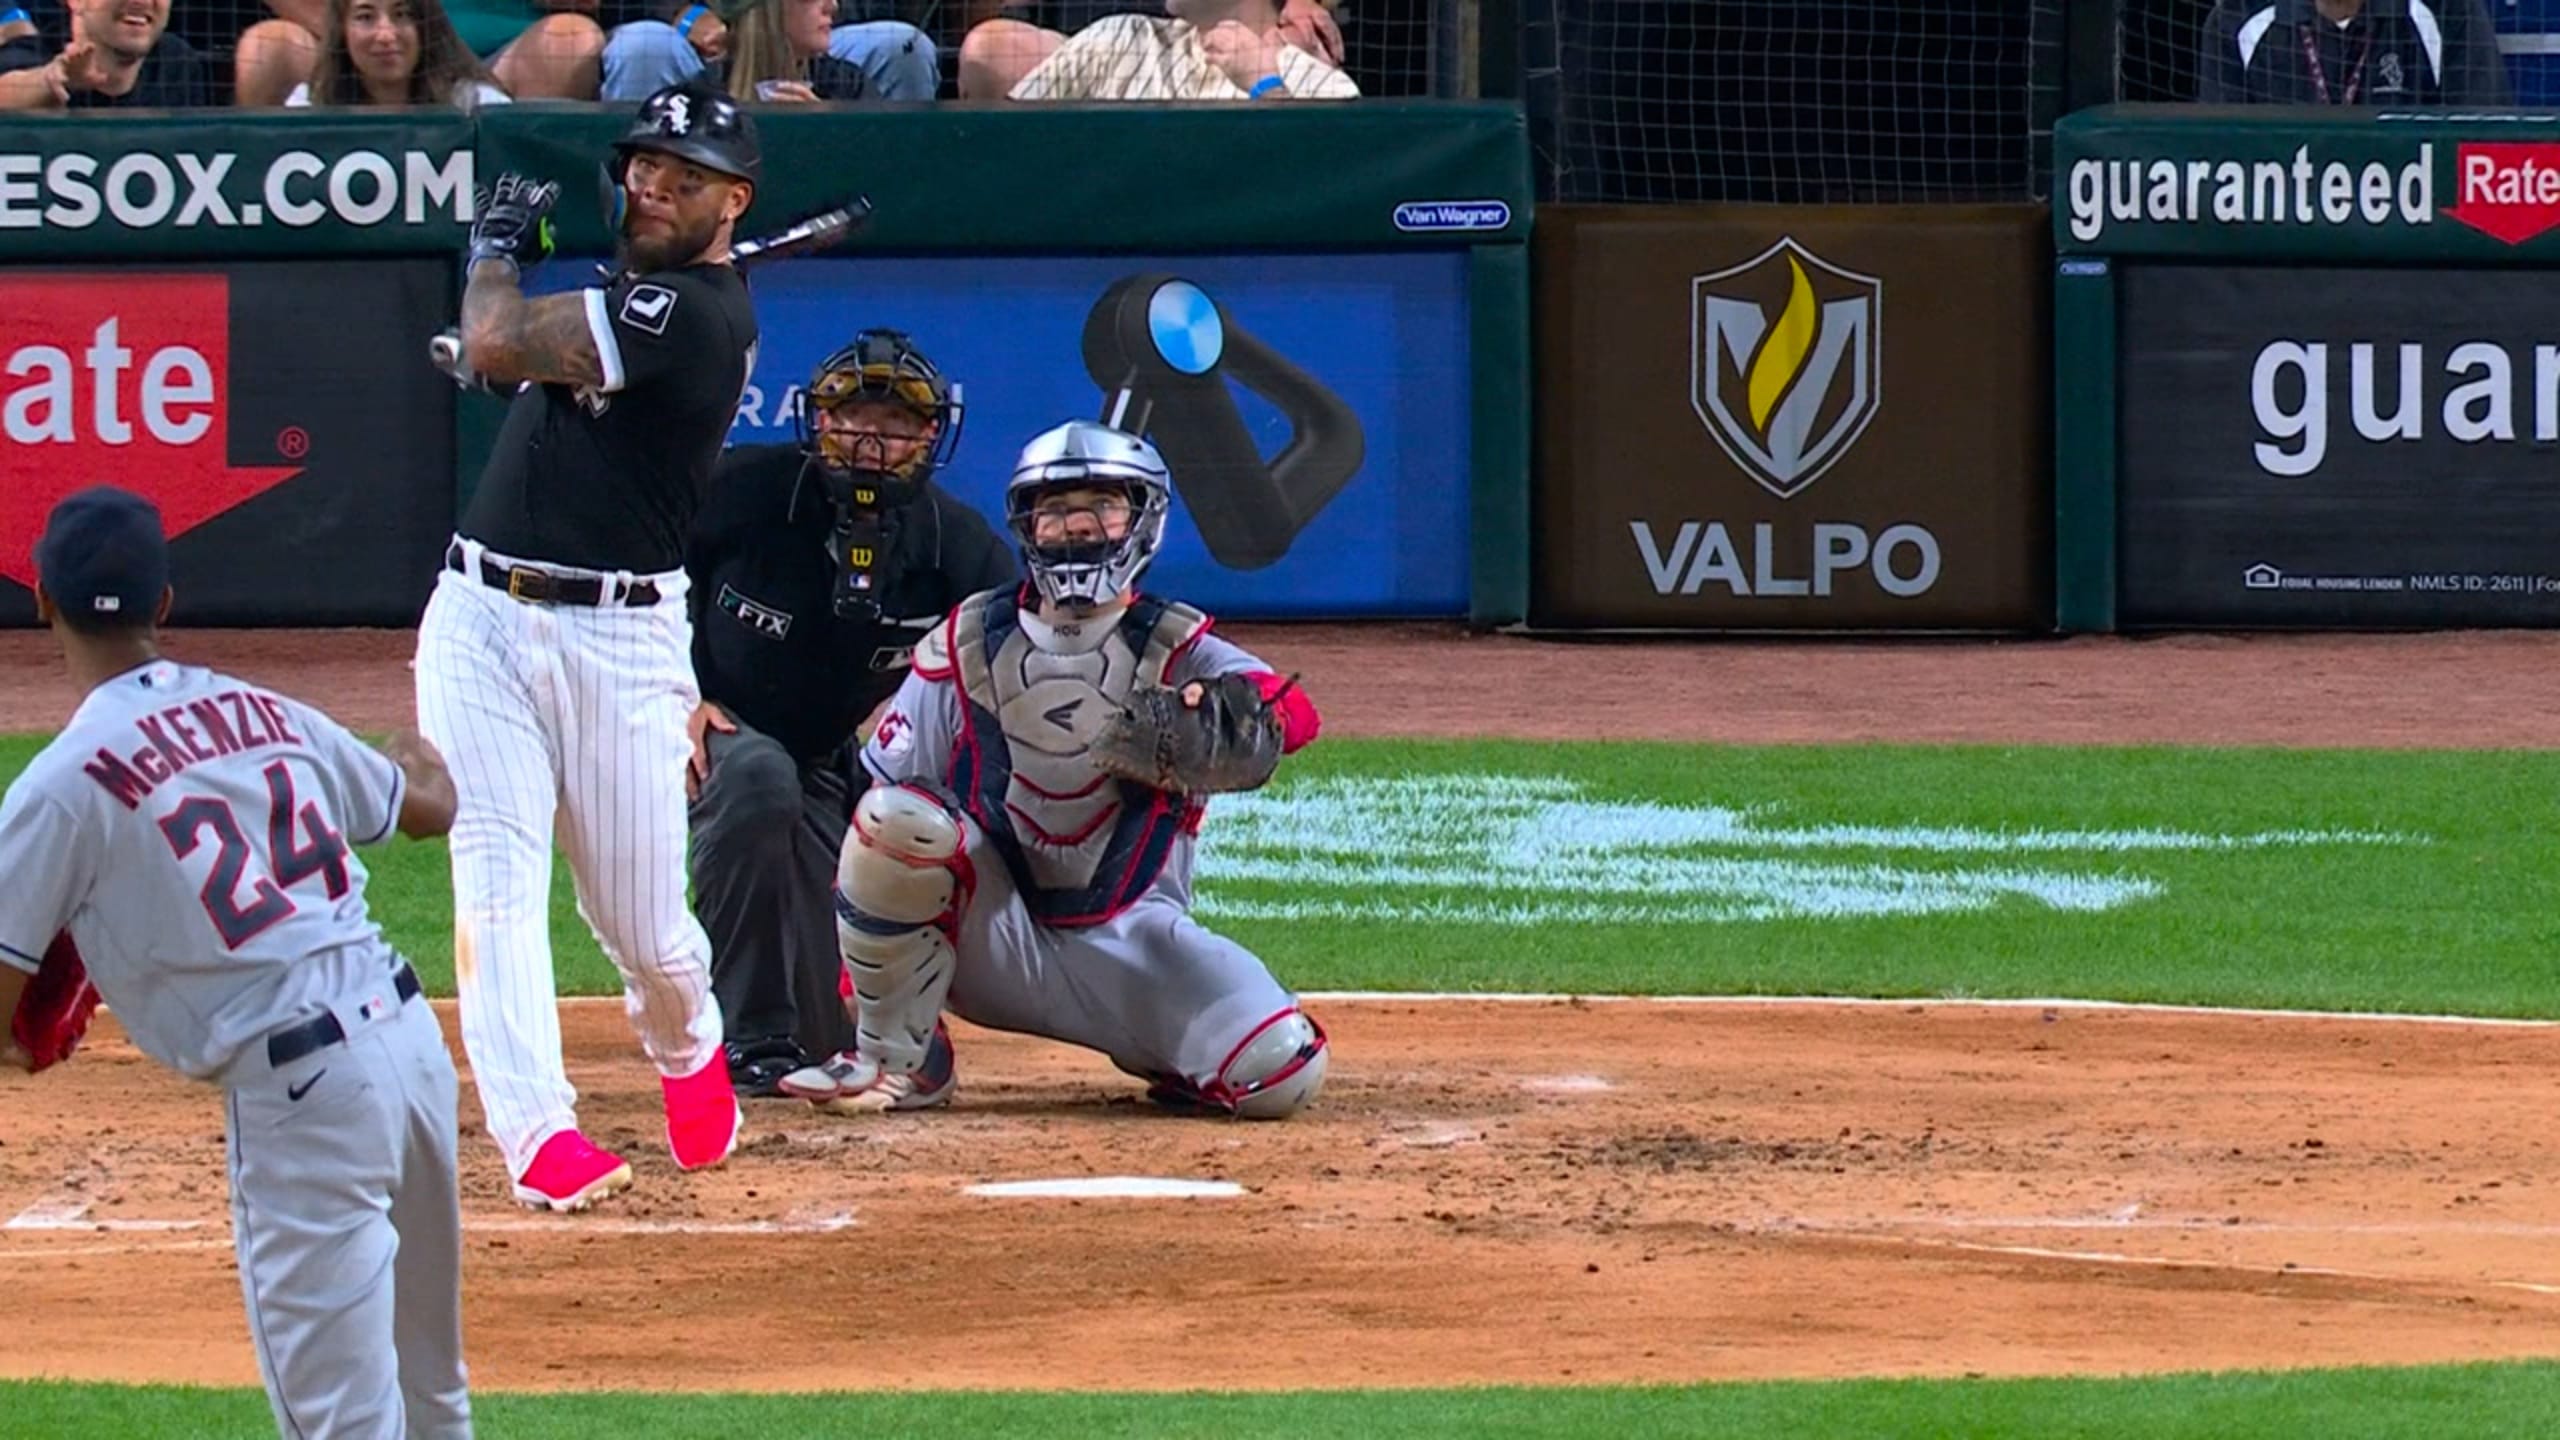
[615,77,761,188]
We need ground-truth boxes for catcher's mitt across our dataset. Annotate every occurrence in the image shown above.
[12,932,100,1072]
[1091,673,1291,796]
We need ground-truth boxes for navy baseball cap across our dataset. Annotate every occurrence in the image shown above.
[35,487,169,624]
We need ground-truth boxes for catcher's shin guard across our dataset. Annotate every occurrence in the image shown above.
[834,785,969,1074]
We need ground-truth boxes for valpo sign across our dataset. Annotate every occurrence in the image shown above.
[1531,206,2051,629]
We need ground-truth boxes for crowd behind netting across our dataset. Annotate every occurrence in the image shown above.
[0,0,1444,110]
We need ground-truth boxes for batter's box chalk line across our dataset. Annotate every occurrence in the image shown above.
[2,1149,207,1233]
[1805,1230,2560,1300]
[0,1208,861,1253]
[966,1177,1245,1199]
[523,992,2560,1028]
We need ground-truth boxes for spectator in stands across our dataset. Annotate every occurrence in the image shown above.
[0,0,210,107]
[2198,0,2512,105]
[238,0,600,105]
[282,0,508,105]
[961,0,1348,99]
[601,0,934,100]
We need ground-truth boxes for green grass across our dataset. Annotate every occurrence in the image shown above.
[6,735,2551,1016]
[5,1362,2559,1439]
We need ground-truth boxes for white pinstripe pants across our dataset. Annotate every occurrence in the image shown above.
[414,542,723,1177]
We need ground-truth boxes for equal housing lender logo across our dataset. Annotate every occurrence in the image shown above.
[1194,774,2416,925]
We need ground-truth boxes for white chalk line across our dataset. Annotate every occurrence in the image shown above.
[473,993,2560,1029]
[1292,992,2560,1029]
[1770,1213,2560,1239]
[0,1239,230,1258]
[1789,1226,2560,1299]
[23,1210,2560,1303]
[471,1212,857,1236]
[0,1208,859,1258]
[90,993,2560,1031]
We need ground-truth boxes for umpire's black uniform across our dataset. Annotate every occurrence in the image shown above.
[2197,0,2512,105]
[686,442,1016,1088]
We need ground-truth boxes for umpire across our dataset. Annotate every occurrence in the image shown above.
[686,330,1018,1095]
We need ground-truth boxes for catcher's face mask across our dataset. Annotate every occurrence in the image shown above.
[1004,420,1172,612]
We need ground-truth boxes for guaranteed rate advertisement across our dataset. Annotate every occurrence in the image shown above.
[0,261,457,626]
[2118,265,2560,626]
[725,252,1470,617]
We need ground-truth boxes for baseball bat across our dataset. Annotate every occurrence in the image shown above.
[430,195,876,388]
[730,193,874,267]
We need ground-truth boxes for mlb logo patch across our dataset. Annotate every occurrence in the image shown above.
[620,283,678,336]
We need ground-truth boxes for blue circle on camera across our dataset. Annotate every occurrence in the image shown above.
[1147,281,1223,375]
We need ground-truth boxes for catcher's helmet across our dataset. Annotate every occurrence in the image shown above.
[795,329,965,508]
[616,78,761,188]
[1004,421,1171,612]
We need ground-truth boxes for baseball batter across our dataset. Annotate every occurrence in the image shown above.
[417,77,762,1209]
[0,488,471,1439]
[779,421,1330,1117]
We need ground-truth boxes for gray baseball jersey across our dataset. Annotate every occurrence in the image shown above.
[0,659,471,1438]
[857,597,1295,1085]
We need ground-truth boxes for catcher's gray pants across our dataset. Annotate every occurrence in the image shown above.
[690,721,860,1060]
[942,822,1297,1088]
[222,981,471,1439]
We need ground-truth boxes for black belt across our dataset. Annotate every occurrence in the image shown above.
[447,541,662,607]
[267,964,421,1068]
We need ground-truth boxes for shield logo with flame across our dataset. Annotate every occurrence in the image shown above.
[1689,238,1883,500]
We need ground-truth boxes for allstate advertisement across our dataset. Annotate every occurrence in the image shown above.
[730,252,1471,617]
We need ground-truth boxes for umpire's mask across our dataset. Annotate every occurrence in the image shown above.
[795,331,963,619]
[795,330,964,512]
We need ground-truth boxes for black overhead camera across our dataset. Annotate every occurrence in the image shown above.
[1079,276,1366,571]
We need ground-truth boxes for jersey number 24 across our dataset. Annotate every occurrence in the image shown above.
[155,761,351,949]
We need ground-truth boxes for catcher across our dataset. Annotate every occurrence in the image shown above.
[778,420,1329,1117]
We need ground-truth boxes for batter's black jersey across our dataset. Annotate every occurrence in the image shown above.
[461,264,759,575]
[687,443,1019,762]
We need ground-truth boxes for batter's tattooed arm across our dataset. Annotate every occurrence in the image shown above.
[461,260,605,389]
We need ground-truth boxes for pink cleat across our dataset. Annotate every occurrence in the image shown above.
[512,1131,634,1213]
[662,1053,743,1170]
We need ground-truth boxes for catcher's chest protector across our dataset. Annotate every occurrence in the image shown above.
[950,592,1207,920]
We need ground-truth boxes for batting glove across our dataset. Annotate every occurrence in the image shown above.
[468,172,559,276]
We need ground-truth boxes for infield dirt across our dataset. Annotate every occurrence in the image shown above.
[0,626,2555,1391]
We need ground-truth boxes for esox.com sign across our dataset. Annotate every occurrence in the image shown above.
[0,148,472,232]
[0,117,477,257]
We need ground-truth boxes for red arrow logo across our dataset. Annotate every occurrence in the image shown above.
[2443,142,2560,246]
[0,274,303,588]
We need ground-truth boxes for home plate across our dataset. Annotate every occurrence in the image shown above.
[1522,1074,1614,1093]
[966,1177,1245,1199]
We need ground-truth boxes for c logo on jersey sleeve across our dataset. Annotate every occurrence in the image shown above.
[873,710,913,757]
